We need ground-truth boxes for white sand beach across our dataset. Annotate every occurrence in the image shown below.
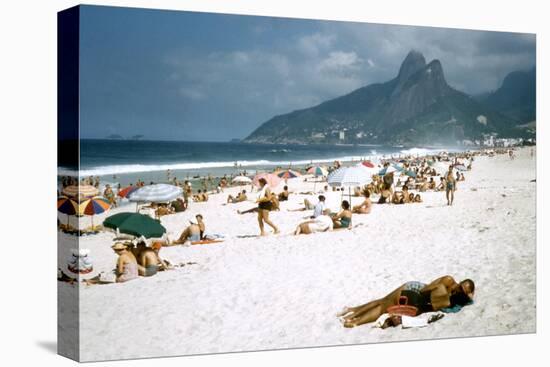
[58,147,536,362]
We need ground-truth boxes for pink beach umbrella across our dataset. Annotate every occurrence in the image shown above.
[253,173,282,188]
[361,160,375,168]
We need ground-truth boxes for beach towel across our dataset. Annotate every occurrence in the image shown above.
[441,300,473,313]
[191,239,224,245]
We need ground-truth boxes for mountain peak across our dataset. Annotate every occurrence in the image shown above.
[397,50,426,82]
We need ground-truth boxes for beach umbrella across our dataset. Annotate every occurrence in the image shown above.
[454,164,467,171]
[79,196,111,229]
[276,169,301,179]
[327,166,372,203]
[232,176,252,184]
[307,166,328,177]
[404,170,417,178]
[361,160,375,168]
[307,166,329,192]
[378,165,398,176]
[118,185,139,198]
[253,173,281,188]
[103,212,166,239]
[62,185,99,201]
[58,196,79,226]
[128,184,183,203]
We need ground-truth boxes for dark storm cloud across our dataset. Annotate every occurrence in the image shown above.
[79,6,535,141]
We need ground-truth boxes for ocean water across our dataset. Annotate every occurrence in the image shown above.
[58,139,456,186]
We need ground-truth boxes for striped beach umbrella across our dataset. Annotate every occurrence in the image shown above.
[79,196,111,229]
[253,173,281,188]
[128,184,183,203]
[328,166,372,202]
[276,169,301,179]
[307,166,328,177]
[118,185,139,198]
[62,185,99,201]
[57,196,79,226]
[232,175,252,184]
[57,196,79,215]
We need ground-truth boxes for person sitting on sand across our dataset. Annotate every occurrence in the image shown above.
[172,214,205,245]
[414,194,422,203]
[227,190,248,204]
[103,184,117,207]
[135,241,171,276]
[170,197,187,212]
[294,209,333,235]
[112,242,138,283]
[331,200,352,229]
[287,195,326,218]
[402,185,411,203]
[353,191,372,214]
[378,183,392,204]
[436,177,446,192]
[277,186,290,202]
[459,173,465,181]
[337,275,475,328]
[428,177,436,190]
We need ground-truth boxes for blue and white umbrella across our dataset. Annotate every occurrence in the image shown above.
[378,165,398,176]
[128,184,183,203]
[328,166,372,202]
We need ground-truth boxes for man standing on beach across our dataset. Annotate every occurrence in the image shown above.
[445,167,457,206]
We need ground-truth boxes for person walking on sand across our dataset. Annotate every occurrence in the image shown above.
[256,177,279,236]
[445,167,457,206]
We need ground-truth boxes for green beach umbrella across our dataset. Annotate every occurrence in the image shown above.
[103,212,166,238]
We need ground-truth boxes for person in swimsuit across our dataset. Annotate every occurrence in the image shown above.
[294,209,333,235]
[171,214,205,245]
[332,200,352,229]
[256,178,279,236]
[352,191,372,214]
[112,242,139,283]
[378,183,392,204]
[446,167,457,206]
[337,275,475,328]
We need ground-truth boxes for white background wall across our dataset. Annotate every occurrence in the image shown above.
[0,1,546,366]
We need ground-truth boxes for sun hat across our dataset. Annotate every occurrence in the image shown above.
[111,242,128,251]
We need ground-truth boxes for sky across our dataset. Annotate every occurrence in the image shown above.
[79,5,536,141]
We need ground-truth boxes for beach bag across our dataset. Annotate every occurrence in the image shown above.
[387,296,418,317]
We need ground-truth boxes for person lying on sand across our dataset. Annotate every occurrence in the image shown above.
[112,242,139,283]
[294,209,333,235]
[227,190,247,204]
[353,191,372,214]
[171,214,205,245]
[331,200,352,229]
[155,203,174,217]
[337,276,475,328]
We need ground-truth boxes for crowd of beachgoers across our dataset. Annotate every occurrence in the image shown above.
[58,146,532,327]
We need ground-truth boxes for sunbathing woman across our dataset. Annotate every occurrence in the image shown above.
[352,191,372,214]
[338,276,475,328]
[332,200,352,229]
